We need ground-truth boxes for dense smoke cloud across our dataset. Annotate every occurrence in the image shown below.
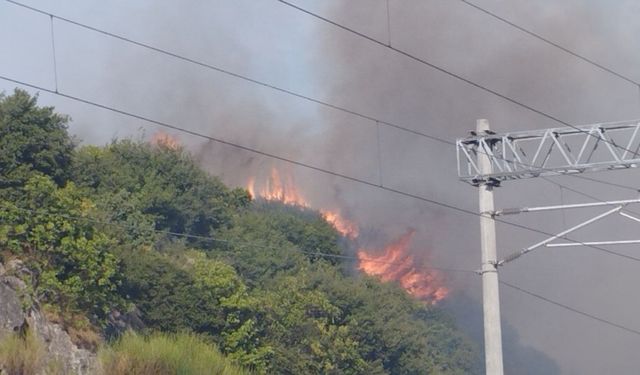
[2,1,640,373]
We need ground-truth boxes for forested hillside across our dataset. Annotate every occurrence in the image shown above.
[0,89,480,374]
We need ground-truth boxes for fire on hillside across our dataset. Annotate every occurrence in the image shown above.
[357,230,448,303]
[247,168,449,304]
[151,131,181,150]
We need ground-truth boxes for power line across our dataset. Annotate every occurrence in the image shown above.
[4,0,639,196]
[543,176,640,219]
[459,0,640,87]
[3,0,640,353]
[275,0,640,162]
[274,0,640,246]
[500,280,640,337]
[49,15,58,93]
[5,0,640,264]
[5,0,640,268]
[5,199,640,338]
[3,74,640,267]
[385,0,392,47]
[556,174,640,193]
[0,75,543,224]
[2,0,450,145]
[1,203,474,274]
[274,0,640,196]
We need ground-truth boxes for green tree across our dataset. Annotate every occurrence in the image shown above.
[73,141,248,245]
[310,268,480,375]
[118,250,207,333]
[0,174,121,319]
[0,87,481,374]
[187,251,272,372]
[254,202,343,261]
[0,89,74,187]
[252,272,369,375]
[214,209,308,285]
[119,249,272,372]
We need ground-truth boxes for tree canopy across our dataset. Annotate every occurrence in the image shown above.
[0,89,74,187]
[0,89,481,374]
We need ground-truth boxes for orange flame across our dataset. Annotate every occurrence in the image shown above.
[247,168,310,207]
[247,168,449,302]
[246,168,359,238]
[247,177,256,201]
[151,131,181,150]
[320,210,359,239]
[357,230,449,303]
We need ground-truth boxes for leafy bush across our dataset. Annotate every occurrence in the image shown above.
[119,249,272,372]
[0,175,122,320]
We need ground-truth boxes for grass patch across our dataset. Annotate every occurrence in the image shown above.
[98,331,251,375]
[0,327,61,375]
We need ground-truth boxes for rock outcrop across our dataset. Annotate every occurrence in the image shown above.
[0,260,96,375]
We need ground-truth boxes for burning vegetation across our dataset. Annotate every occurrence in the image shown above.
[151,131,181,150]
[4,84,478,375]
[247,168,359,239]
[357,230,448,303]
[247,168,449,303]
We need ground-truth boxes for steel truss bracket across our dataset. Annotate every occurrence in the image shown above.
[457,120,640,184]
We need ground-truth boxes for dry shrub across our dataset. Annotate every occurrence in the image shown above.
[0,327,45,375]
[42,304,102,350]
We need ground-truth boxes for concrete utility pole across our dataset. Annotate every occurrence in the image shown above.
[476,119,504,375]
[456,118,640,374]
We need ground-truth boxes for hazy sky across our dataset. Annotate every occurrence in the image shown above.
[2,1,640,374]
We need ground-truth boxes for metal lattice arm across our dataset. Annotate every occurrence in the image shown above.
[457,120,640,184]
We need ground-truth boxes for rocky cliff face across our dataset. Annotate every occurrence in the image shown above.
[0,260,97,375]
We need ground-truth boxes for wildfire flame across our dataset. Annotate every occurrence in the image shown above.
[357,230,449,303]
[320,210,359,239]
[247,168,448,303]
[247,168,309,207]
[246,168,359,238]
[151,131,181,150]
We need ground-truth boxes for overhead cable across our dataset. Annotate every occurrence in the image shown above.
[3,74,640,266]
[3,0,639,195]
[275,0,640,161]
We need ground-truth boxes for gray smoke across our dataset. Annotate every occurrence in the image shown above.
[2,1,640,374]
